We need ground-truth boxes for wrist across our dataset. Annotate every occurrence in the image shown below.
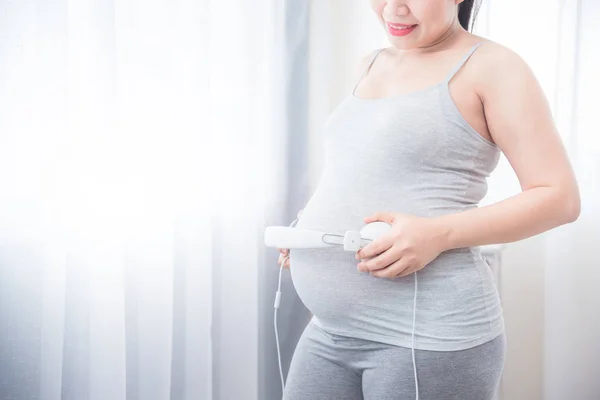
[430,215,455,253]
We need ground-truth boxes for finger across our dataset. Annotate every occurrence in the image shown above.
[357,250,396,272]
[371,259,410,279]
[356,237,394,262]
[278,253,291,269]
[278,253,288,265]
[363,211,395,224]
[280,254,290,269]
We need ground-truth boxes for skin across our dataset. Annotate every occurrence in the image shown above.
[281,0,581,277]
[278,209,302,268]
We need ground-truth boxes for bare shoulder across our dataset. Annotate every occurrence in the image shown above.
[354,48,383,81]
[467,38,557,152]
[469,40,538,95]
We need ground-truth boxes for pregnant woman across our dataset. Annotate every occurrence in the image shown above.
[277,1,580,399]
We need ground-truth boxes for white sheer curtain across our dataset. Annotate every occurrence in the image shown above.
[0,1,285,399]
[543,1,600,399]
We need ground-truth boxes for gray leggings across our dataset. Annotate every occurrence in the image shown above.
[284,322,506,400]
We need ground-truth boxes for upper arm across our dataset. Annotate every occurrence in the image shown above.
[478,44,579,205]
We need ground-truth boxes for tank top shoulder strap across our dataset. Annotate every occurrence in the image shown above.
[443,42,485,84]
[352,48,385,95]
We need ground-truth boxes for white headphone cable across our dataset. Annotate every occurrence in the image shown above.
[412,271,419,400]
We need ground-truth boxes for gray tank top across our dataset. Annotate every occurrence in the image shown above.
[290,42,505,351]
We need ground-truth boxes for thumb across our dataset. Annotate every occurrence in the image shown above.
[363,211,396,224]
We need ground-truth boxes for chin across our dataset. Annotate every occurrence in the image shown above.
[387,37,419,50]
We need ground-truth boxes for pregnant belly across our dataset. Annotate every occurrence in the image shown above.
[289,239,502,343]
[289,246,418,327]
[288,174,503,345]
[289,182,426,324]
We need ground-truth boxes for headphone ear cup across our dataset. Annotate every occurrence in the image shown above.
[360,221,392,241]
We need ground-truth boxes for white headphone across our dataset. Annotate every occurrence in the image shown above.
[265,220,393,251]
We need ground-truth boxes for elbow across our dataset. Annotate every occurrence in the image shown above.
[562,190,581,224]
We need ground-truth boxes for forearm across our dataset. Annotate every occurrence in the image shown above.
[435,186,580,251]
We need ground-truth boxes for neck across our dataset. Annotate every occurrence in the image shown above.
[420,19,464,52]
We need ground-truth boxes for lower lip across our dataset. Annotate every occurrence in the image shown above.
[387,24,417,37]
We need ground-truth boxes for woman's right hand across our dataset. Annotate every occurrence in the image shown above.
[277,209,303,269]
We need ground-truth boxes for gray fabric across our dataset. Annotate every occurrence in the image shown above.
[284,322,506,400]
[291,42,505,351]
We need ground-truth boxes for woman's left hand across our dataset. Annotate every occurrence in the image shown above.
[355,211,448,278]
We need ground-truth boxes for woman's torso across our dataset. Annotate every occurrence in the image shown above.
[290,41,505,351]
